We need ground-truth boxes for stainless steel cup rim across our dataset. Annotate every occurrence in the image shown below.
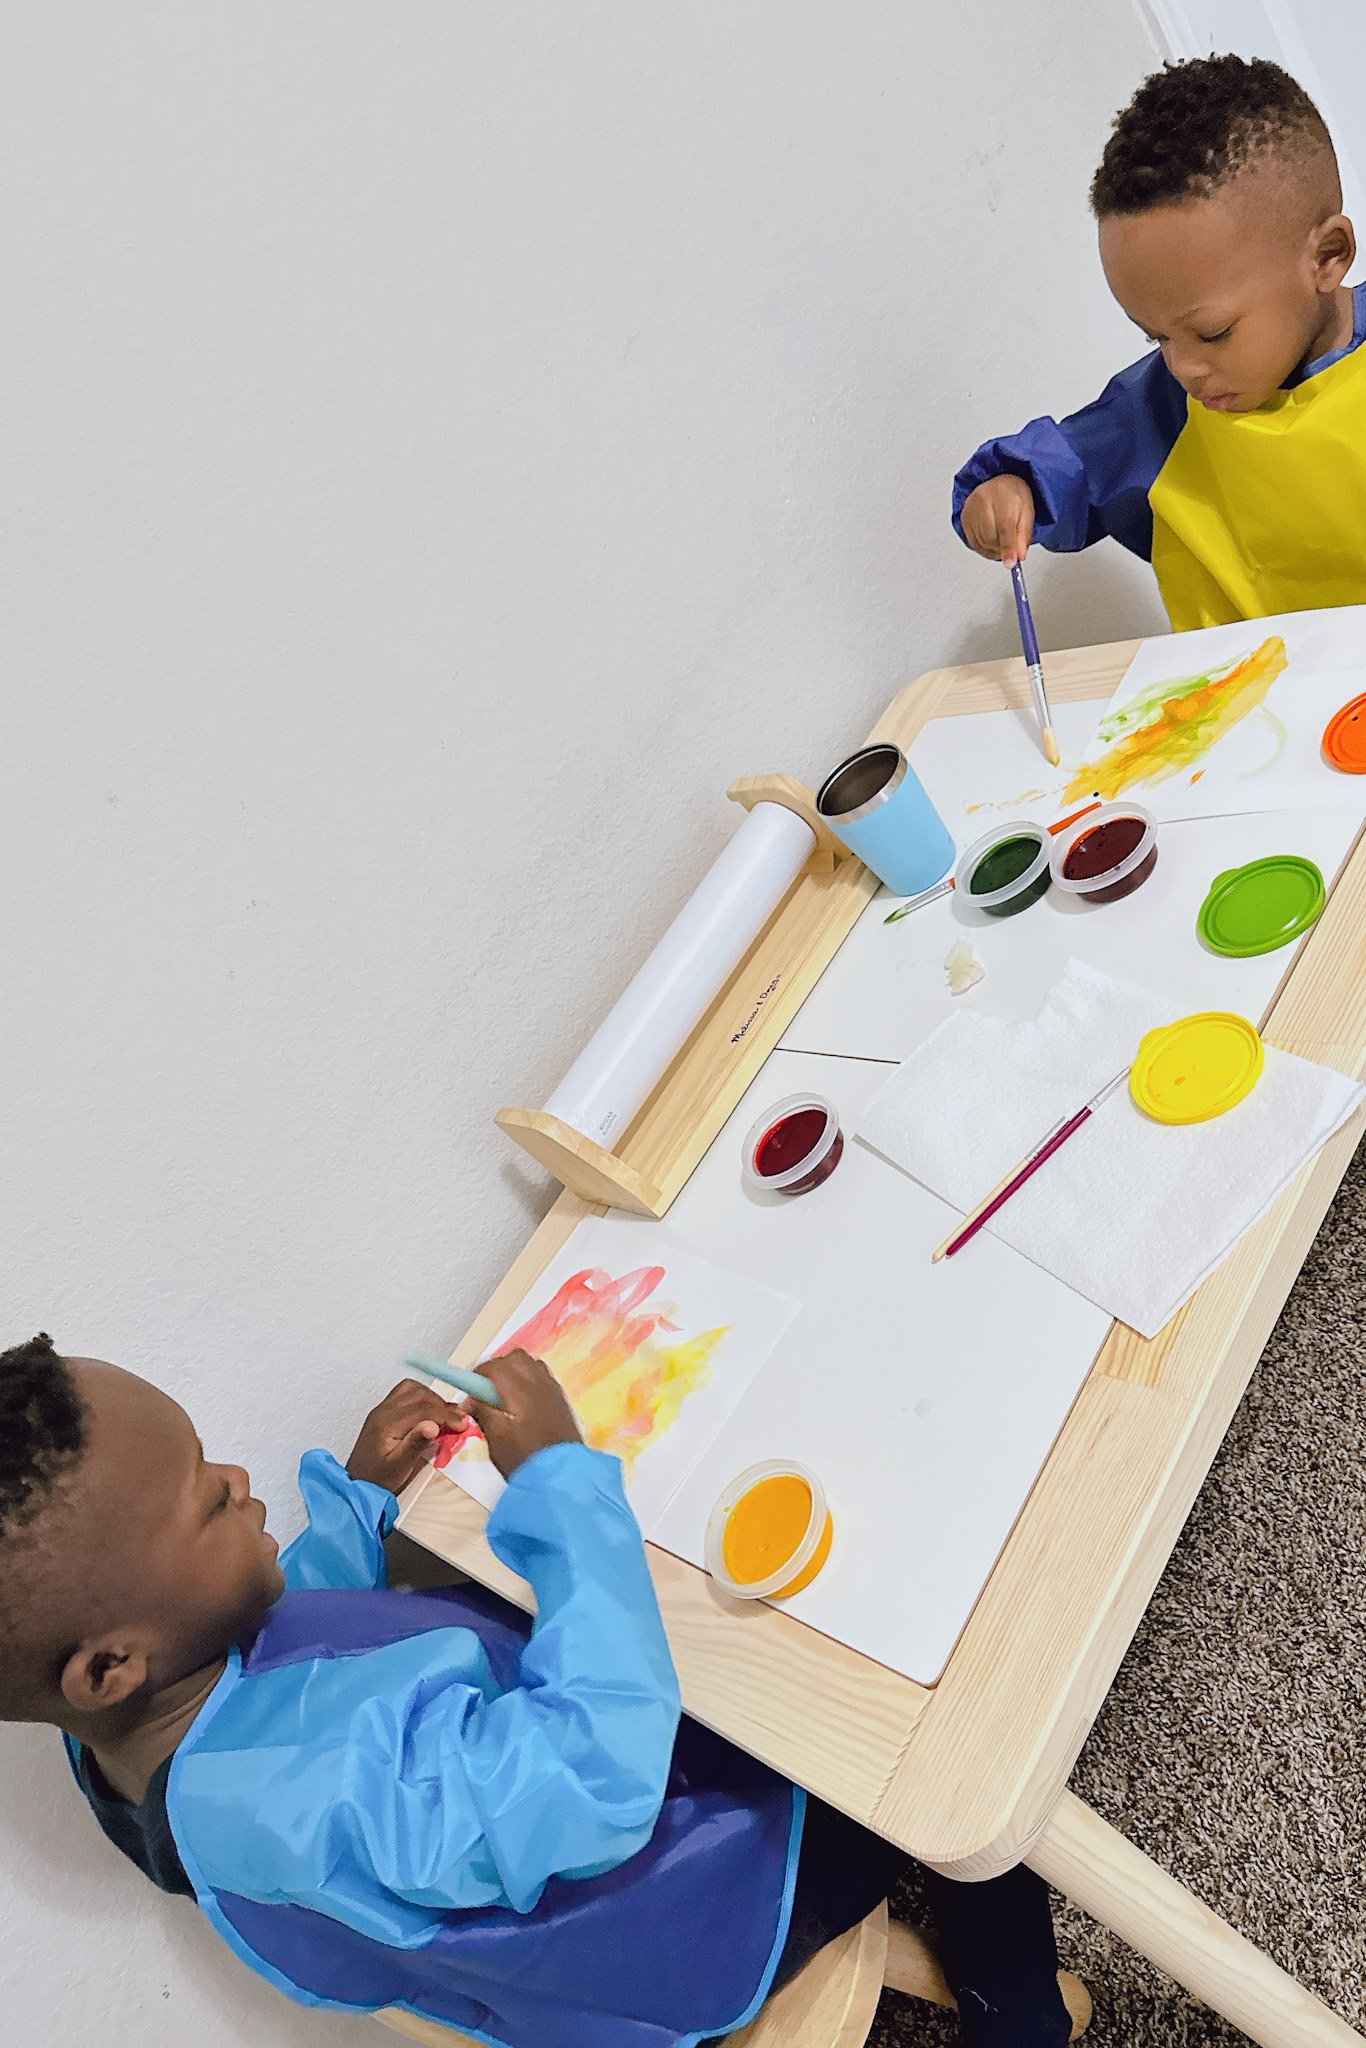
[816,743,908,824]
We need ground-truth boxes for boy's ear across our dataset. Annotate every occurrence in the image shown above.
[60,1636,151,1714]
[1309,212,1355,291]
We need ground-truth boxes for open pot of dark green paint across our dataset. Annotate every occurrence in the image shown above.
[956,820,1052,917]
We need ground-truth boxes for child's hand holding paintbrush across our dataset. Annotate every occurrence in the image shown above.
[959,482,1060,768]
[959,474,1035,565]
[405,1348,583,1477]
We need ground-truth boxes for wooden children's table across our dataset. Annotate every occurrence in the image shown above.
[399,640,1366,2048]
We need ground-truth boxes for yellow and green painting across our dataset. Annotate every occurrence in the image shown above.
[1064,635,1289,804]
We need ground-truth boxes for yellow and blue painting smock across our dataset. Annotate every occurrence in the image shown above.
[65,1444,806,2048]
[953,281,1366,630]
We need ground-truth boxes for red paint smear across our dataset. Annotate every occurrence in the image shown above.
[495,1267,679,1401]
[433,1416,482,1470]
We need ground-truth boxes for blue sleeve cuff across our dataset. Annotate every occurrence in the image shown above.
[489,1444,633,1571]
[498,1439,623,1501]
[952,350,1181,563]
[487,1443,675,1694]
[952,415,1094,553]
[280,1449,399,1592]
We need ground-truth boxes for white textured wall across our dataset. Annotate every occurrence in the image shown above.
[1,5,1159,2041]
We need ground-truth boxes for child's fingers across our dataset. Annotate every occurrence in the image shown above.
[963,502,998,559]
[397,1419,447,1467]
[981,512,1012,562]
[965,478,1034,564]
[1006,484,1035,562]
[464,1391,503,1436]
[373,1420,442,1463]
[380,1378,433,1404]
[384,1381,465,1423]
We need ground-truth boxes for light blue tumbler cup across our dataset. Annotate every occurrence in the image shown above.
[816,743,955,895]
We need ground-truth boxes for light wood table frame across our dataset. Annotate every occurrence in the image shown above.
[399,642,1366,2048]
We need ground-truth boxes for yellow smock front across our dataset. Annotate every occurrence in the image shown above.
[1151,337,1366,628]
[953,282,1366,631]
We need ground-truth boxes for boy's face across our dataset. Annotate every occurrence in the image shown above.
[53,1362,286,1716]
[1099,179,1355,413]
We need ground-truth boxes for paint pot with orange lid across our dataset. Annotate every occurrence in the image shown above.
[1323,691,1366,773]
[705,1461,833,1601]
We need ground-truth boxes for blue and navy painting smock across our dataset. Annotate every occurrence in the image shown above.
[953,281,1366,629]
[67,1444,803,2048]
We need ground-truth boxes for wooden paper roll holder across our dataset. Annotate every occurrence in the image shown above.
[495,775,878,1218]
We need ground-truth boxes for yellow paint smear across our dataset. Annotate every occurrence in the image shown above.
[1064,635,1288,803]
[442,1265,727,1485]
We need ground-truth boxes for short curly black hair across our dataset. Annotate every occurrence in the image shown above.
[0,1333,87,1540]
[1091,55,1337,218]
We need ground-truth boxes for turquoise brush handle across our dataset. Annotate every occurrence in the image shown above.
[404,1352,503,1408]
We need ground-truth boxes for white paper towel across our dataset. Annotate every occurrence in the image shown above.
[857,959,1366,1337]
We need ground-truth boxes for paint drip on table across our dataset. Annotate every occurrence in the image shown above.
[436,1265,728,1480]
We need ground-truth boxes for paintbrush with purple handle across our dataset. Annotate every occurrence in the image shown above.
[1010,560,1061,767]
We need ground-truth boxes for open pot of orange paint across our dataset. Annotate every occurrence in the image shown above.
[705,1462,833,1601]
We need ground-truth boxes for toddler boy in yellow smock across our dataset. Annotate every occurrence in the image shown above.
[955,55,1366,630]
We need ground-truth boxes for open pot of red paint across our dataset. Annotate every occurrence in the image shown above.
[742,1094,844,1198]
[1049,802,1158,905]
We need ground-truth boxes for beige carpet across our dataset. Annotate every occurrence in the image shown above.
[870,1136,1366,2046]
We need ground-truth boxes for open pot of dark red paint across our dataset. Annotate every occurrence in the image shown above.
[1050,802,1158,905]
[742,1094,844,1198]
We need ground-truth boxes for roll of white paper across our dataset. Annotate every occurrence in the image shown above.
[544,801,815,1146]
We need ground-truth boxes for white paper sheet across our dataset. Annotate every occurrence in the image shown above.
[433,1214,799,1530]
[1067,639,1366,825]
[642,1049,1113,1683]
[913,608,1366,841]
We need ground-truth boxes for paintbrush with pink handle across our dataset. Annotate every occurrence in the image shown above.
[931,1065,1130,1263]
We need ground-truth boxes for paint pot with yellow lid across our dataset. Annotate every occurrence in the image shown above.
[1130,1012,1265,1125]
[705,1462,833,1602]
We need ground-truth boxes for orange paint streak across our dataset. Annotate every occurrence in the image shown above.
[1047,801,1102,836]
[1063,636,1288,803]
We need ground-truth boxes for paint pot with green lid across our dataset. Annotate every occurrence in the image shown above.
[1198,855,1326,957]
[956,820,1053,917]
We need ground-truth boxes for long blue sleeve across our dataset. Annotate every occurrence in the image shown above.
[174,1444,682,1942]
[278,1449,398,1592]
[952,348,1188,560]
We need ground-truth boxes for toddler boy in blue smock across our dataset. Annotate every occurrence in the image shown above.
[0,1333,1081,2046]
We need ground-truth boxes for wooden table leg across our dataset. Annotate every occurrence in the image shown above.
[1029,1792,1363,2048]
